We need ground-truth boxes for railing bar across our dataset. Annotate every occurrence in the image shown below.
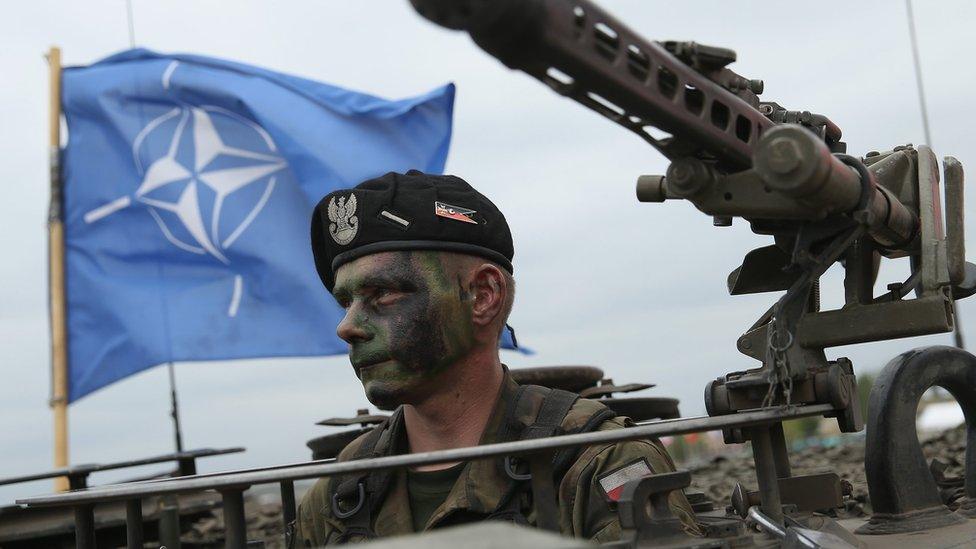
[19,404,835,508]
[0,446,244,487]
[749,425,784,524]
[221,488,248,549]
[68,473,90,490]
[125,498,143,549]
[280,480,297,529]
[135,457,338,485]
[159,495,182,549]
[74,503,96,549]
[31,416,709,493]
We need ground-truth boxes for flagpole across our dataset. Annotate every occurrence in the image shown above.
[46,46,69,492]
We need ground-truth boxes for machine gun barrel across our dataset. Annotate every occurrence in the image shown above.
[637,124,918,250]
[410,0,772,170]
[754,125,918,248]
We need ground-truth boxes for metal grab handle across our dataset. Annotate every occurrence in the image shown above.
[859,345,976,534]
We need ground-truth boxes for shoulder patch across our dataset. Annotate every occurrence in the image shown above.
[597,458,652,502]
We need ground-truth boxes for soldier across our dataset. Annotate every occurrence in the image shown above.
[294,170,697,546]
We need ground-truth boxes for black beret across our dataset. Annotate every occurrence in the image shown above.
[310,170,514,291]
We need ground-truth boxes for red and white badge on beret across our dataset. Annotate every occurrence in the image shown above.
[598,458,653,502]
[435,201,479,224]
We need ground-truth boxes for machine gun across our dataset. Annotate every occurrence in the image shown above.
[407,0,974,410]
[410,0,976,543]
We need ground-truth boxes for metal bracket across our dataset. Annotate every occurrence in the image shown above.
[615,470,725,547]
[917,145,950,293]
[730,473,848,518]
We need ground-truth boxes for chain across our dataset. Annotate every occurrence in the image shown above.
[762,319,794,408]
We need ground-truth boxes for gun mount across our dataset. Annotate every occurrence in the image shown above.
[411,0,976,544]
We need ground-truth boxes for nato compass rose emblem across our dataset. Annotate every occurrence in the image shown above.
[83,61,288,317]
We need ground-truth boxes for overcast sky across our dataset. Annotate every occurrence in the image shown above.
[1,1,974,504]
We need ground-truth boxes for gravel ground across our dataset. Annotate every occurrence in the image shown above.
[180,425,968,546]
[686,423,967,516]
[181,493,287,548]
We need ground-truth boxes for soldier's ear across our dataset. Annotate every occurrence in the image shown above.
[469,263,506,329]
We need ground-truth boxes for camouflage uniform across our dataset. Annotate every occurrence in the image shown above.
[294,372,698,546]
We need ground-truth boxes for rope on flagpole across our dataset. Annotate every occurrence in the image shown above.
[905,0,965,350]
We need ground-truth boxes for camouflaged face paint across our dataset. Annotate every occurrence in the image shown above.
[335,251,476,409]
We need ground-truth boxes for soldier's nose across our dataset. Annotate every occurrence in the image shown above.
[336,309,369,344]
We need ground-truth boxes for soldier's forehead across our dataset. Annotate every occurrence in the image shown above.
[333,250,456,291]
[333,252,418,288]
[336,253,398,279]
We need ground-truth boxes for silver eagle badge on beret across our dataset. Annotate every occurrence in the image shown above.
[327,194,359,245]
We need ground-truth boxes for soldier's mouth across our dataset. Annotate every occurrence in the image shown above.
[352,358,393,375]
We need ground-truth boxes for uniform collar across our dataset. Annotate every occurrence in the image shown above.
[375,368,522,533]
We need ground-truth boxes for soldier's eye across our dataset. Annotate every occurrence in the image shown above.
[373,289,401,307]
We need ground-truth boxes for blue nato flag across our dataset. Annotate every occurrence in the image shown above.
[61,49,487,402]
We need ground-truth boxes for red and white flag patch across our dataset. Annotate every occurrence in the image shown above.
[434,201,479,224]
[598,458,653,502]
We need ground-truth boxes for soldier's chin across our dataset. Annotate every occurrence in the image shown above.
[362,381,415,411]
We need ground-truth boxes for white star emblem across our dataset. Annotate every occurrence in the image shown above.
[82,61,289,317]
[129,106,286,264]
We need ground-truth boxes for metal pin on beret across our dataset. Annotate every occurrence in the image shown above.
[310,170,514,291]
